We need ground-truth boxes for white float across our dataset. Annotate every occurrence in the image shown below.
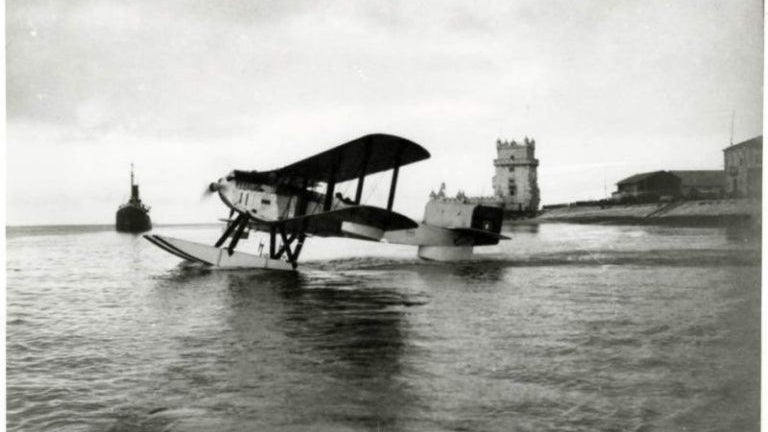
[144,235,294,271]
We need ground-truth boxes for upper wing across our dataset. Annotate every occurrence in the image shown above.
[262,205,418,237]
[253,133,430,184]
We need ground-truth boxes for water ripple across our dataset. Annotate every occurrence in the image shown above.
[6,223,760,431]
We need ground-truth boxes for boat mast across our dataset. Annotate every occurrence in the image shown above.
[130,162,140,203]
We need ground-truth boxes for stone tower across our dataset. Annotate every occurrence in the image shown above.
[492,137,540,211]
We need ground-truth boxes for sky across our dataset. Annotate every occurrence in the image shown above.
[6,0,764,225]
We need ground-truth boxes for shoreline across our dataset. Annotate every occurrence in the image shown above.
[507,198,761,228]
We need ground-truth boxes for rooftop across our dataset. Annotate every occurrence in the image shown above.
[616,170,674,186]
[723,135,762,152]
[669,170,724,187]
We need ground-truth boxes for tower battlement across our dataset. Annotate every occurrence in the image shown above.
[496,137,536,149]
[495,137,538,166]
[492,136,540,211]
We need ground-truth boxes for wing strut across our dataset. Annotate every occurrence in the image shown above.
[386,144,404,211]
[354,138,371,204]
[297,179,310,216]
[324,164,337,211]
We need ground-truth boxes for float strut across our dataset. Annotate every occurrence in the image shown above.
[227,217,249,255]
[278,226,299,269]
[268,226,276,258]
[275,231,298,259]
[293,233,307,262]
[215,213,247,248]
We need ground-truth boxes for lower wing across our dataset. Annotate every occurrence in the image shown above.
[254,205,418,238]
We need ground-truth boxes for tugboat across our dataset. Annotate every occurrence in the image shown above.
[116,163,152,233]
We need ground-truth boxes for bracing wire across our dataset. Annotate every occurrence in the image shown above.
[362,173,383,206]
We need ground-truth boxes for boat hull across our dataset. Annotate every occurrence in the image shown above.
[116,206,152,233]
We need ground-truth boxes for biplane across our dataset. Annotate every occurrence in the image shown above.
[144,134,508,271]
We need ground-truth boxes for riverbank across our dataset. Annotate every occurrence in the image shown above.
[535,198,761,226]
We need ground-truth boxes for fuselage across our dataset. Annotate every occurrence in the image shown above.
[211,170,353,224]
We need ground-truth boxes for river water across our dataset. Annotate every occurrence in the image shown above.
[6,222,760,431]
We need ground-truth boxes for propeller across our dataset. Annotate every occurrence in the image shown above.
[202,181,222,200]
[202,180,235,221]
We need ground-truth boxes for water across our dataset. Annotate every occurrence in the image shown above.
[6,222,760,431]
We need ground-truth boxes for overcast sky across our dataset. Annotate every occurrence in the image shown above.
[7,0,763,225]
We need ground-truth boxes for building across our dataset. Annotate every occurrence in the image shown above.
[669,170,724,199]
[612,171,681,202]
[723,136,762,198]
[430,136,541,217]
[492,137,540,212]
[612,170,724,202]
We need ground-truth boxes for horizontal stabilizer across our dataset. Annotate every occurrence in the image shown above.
[275,205,417,237]
[449,228,510,246]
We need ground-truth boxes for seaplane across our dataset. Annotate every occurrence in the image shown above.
[144,134,509,271]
